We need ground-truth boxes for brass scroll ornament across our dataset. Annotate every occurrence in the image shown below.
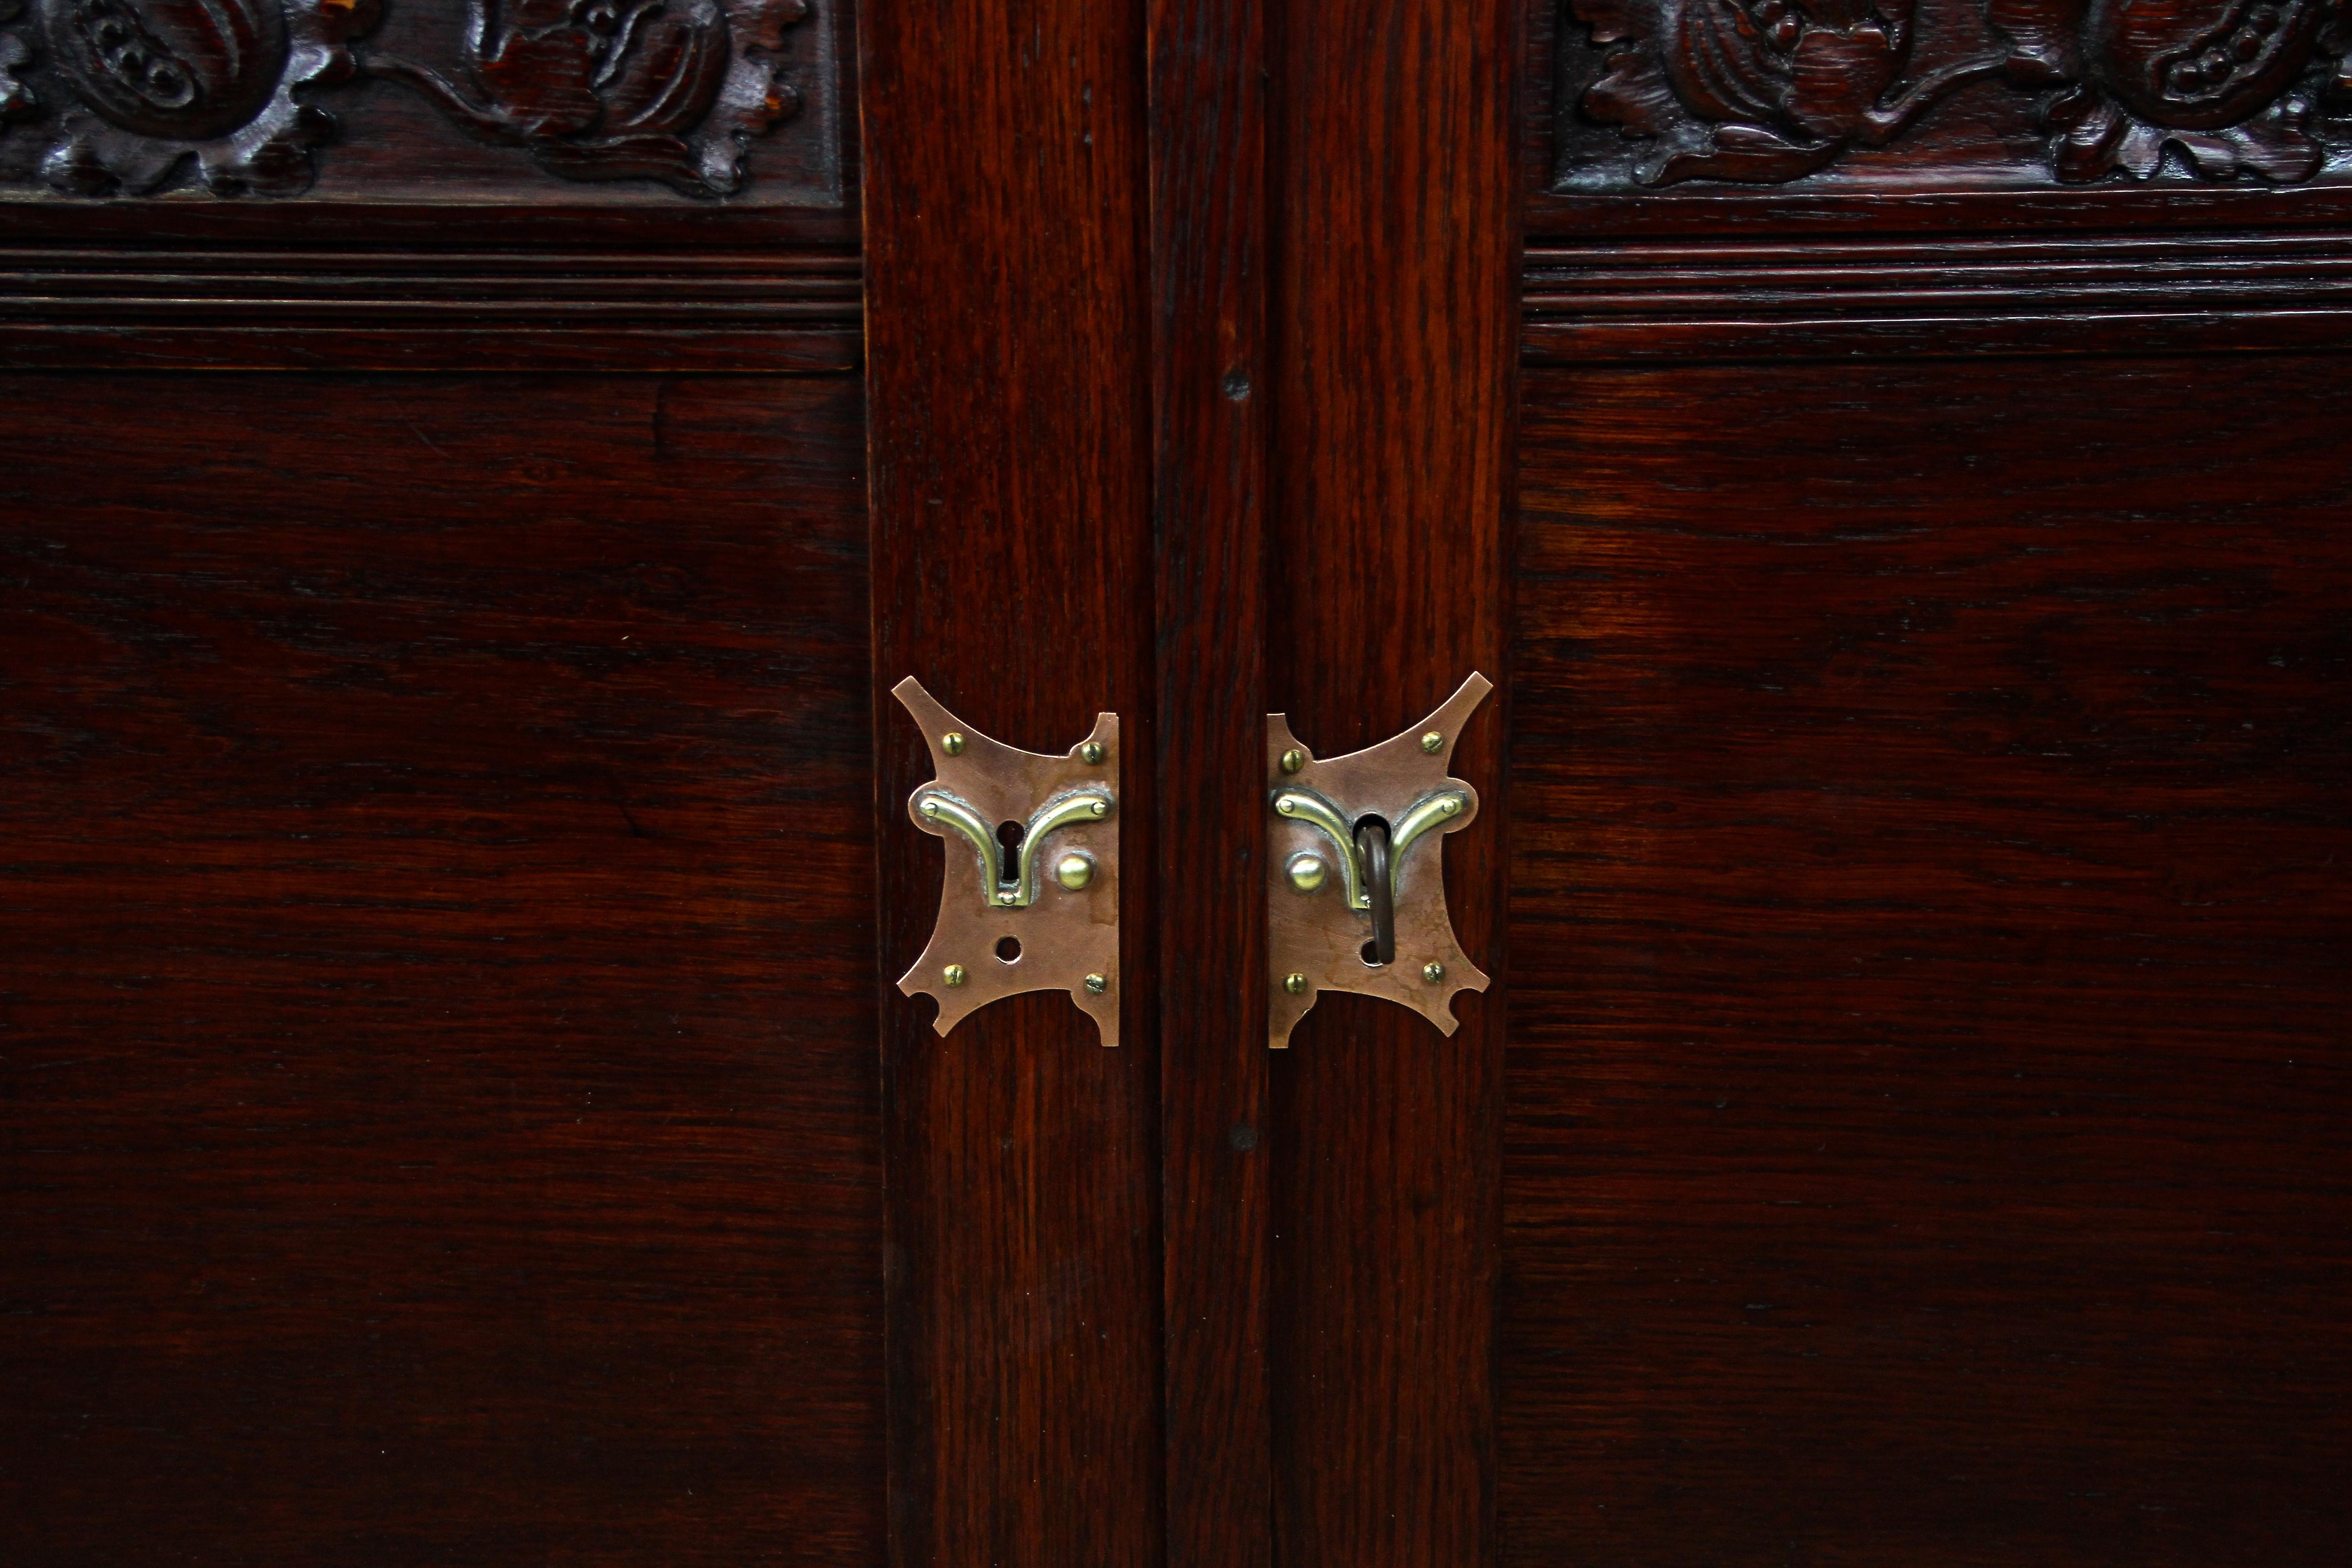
[1266,673,1493,1048]
[893,678,1121,1047]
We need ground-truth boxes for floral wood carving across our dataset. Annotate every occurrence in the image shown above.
[365,0,812,196]
[0,9,32,132]
[0,0,377,194]
[0,0,829,198]
[1568,0,2352,185]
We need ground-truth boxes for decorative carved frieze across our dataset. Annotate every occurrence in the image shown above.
[366,0,813,196]
[0,0,836,199]
[1,0,375,194]
[1555,0,2352,188]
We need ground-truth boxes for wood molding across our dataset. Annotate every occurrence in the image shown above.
[0,244,861,369]
[1524,229,2352,359]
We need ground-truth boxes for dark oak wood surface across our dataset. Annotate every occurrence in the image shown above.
[1535,0,2352,199]
[18,1,2352,1560]
[1503,355,2352,1564]
[0,0,848,206]
[1147,0,1274,1558]
[1522,230,2352,362]
[1263,0,1519,1562]
[0,371,885,1564]
[0,245,863,374]
[859,0,1164,1563]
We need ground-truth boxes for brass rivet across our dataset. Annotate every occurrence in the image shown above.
[1440,797,1460,815]
[1423,961,1445,984]
[943,964,967,987]
[1286,854,1328,893]
[1083,973,1109,995]
[1055,852,1094,891]
[996,890,1016,906]
[1088,799,1109,817]
[920,799,940,817]
[1279,748,1306,774]
[1283,973,1308,995]
[1080,740,1106,765]
[942,732,966,756]
[1420,731,1444,753]
[1275,794,1300,816]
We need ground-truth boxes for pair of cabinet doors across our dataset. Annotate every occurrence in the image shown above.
[6,0,2352,1560]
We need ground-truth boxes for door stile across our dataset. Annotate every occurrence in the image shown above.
[1262,0,1523,1561]
[860,2,1165,1563]
[1146,0,1276,1558]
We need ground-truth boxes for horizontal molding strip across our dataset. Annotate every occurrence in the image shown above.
[0,247,863,372]
[1524,230,2352,361]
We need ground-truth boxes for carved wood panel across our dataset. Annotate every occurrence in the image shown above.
[0,0,841,201]
[1551,0,2352,190]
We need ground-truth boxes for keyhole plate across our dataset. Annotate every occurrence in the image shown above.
[1265,672,1491,1048]
[894,677,1120,1047]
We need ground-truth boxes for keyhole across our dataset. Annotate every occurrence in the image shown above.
[996,820,1025,892]
[1354,812,1394,967]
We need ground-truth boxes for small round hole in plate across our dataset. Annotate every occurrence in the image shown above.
[996,936,1022,963]
[1360,939,1384,967]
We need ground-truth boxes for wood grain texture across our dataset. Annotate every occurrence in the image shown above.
[858,0,1163,1564]
[1148,0,1273,1556]
[1542,0,2352,195]
[1522,230,2352,362]
[1525,177,2352,244]
[1264,0,1518,1560]
[0,0,847,205]
[0,372,885,1564]
[0,246,862,372]
[1503,356,2352,1564]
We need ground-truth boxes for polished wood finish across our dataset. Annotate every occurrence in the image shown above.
[1147,0,1274,1553]
[0,245,861,373]
[1522,230,2352,363]
[858,0,1163,1562]
[1514,1,2352,1552]
[1503,355,2352,1564]
[0,372,885,1563]
[0,0,845,203]
[23,3,2352,1560]
[1264,0,1518,1562]
[1545,0,2352,192]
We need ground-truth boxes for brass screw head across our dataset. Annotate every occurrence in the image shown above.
[942,732,966,756]
[1286,854,1328,893]
[943,964,967,987]
[1420,730,1444,753]
[1083,973,1109,995]
[1283,972,1309,995]
[1080,740,1106,765]
[1055,852,1094,891]
[1088,799,1109,818]
[1279,748,1306,774]
[1423,961,1445,984]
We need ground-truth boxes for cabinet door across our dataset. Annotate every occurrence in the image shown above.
[0,72,897,1568]
[1223,2,2352,1565]
[0,2,1170,1560]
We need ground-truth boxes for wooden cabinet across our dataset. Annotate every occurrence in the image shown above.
[4,0,2348,1562]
